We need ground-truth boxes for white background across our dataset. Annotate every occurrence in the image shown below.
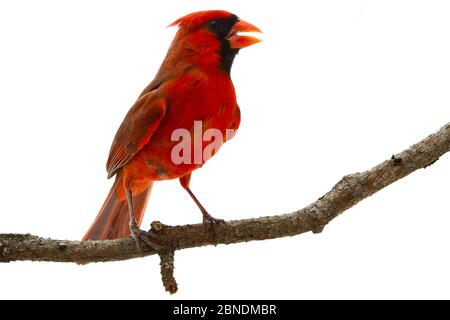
[0,0,449,300]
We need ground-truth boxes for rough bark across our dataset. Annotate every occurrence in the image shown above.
[159,250,177,294]
[1,123,449,267]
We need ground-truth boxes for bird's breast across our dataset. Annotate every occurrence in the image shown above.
[128,70,238,181]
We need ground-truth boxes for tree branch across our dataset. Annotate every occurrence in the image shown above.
[1,123,449,269]
[159,250,178,294]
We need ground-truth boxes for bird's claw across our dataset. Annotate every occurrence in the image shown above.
[202,212,225,244]
[130,224,163,252]
[203,215,225,226]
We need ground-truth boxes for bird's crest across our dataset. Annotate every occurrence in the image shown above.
[169,10,233,29]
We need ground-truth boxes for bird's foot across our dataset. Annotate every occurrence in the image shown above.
[130,222,163,252]
[202,211,225,244]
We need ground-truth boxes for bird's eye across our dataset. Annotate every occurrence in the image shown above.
[208,20,223,32]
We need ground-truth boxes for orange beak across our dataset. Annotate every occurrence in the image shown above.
[228,19,262,49]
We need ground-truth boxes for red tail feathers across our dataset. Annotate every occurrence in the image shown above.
[82,178,152,241]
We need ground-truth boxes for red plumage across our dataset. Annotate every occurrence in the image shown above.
[83,10,261,241]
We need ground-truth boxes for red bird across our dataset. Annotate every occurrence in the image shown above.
[83,10,261,249]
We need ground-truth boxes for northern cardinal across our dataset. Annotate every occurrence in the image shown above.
[82,10,261,249]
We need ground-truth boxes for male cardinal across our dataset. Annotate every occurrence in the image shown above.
[82,10,261,249]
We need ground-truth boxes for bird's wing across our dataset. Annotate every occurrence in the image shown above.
[106,92,166,178]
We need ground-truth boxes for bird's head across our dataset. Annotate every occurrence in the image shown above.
[169,10,262,74]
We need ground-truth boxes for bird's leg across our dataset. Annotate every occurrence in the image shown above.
[184,187,225,242]
[126,190,162,252]
[184,187,222,223]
